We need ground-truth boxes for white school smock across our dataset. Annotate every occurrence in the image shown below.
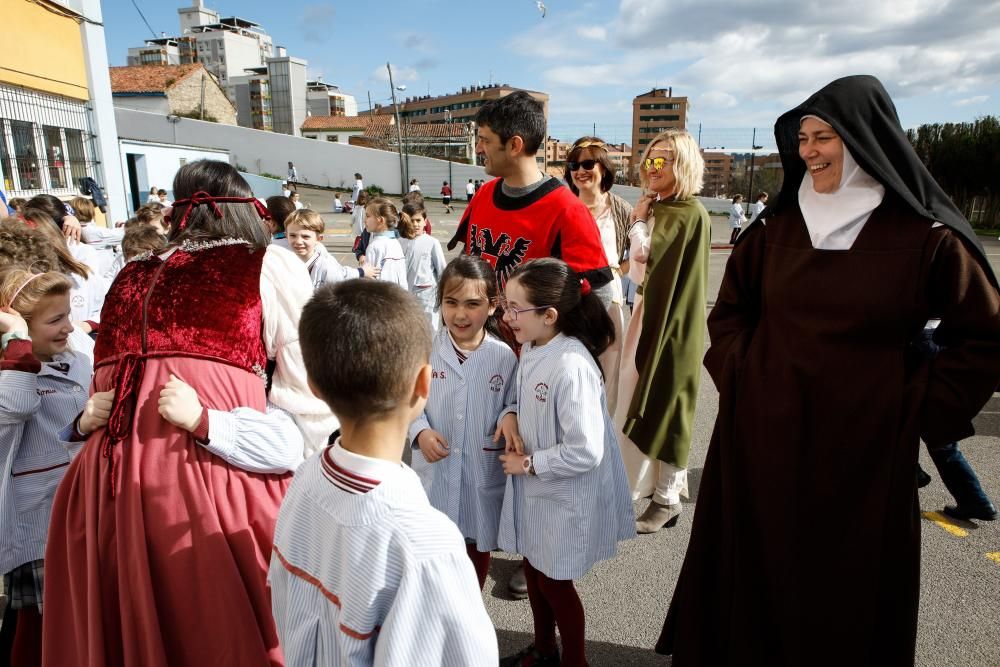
[366,232,408,289]
[409,329,517,551]
[268,446,498,666]
[498,333,634,581]
[0,344,91,576]
[399,234,447,330]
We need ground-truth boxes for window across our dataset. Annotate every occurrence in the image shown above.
[326,135,339,142]
[639,114,680,122]
[43,126,66,189]
[10,120,40,190]
[304,134,317,139]
[64,128,88,185]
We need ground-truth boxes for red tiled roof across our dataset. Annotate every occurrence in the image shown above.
[109,63,205,94]
[364,121,470,141]
[300,115,391,131]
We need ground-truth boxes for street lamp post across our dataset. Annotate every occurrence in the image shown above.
[386,63,407,194]
[445,110,453,198]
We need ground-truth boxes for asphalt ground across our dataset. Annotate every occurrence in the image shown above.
[311,188,1000,666]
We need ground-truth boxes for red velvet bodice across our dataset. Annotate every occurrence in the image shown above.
[96,240,267,376]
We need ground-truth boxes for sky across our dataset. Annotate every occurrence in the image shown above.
[102,0,1000,152]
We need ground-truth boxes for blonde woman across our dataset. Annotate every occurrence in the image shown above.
[616,129,710,533]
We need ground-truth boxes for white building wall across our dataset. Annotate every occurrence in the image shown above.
[80,0,128,221]
[112,96,171,115]
[115,107,489,195]
[117,139,229,216]
[300,129,364,144]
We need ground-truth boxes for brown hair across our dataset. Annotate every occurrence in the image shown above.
[398,200,427,239]
[0,266,73,320]
[7,198,27,214]
[437,254,503,341]
[354,191,369,207]
[299,281,431,422]
[70,196,96,223]
[284,209,325,235]
[266,196,296,232]
[0,217,62,274]
[564,136,616,194]
[5,213,89,279]
[365,197,399,231]
[122,225,167,260]
[507,258,614,376]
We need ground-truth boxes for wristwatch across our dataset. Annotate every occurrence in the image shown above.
[521,456,536,476]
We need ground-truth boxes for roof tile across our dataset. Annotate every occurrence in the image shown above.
[109,63,205,94]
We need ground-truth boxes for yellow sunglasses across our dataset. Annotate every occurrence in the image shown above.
[644,156,674,171]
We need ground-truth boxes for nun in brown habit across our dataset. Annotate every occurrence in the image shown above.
[657,75,1000,666]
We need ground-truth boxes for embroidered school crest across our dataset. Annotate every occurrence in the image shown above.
[534,382,549,403]
[488,374,504,393]
[469,224,531,287]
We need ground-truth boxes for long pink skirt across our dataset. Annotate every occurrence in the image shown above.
[43,357,291,666]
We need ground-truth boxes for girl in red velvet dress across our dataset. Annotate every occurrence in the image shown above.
[42,161,334,666]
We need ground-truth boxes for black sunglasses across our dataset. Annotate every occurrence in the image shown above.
[568,159,598,172]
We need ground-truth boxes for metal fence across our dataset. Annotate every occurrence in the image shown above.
[0,83,100,199]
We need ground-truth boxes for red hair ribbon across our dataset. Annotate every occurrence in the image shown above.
[580,277,592,296]
[169,191,270,230]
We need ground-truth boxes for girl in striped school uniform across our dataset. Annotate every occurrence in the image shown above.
[398,199,447,331]
[0,267,112,665]
[409,255,521,588]
[497,257,634,667]
[363,197,408,290]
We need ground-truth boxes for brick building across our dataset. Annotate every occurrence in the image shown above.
[631,87,688,178]
[701,151,734,197]
[363,83,548,127]
[110,63,237,125]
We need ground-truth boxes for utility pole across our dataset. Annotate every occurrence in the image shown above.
[445,111,453,200]
[746,127,758,213]
[367,90,372,113]
[387,62,406,193]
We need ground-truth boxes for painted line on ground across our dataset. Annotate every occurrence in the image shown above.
[921,511,969,538]
[986,553,1000,565]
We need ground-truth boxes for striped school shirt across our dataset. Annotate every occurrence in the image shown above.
[366,233,408,290]
[497,333,635,581]
[269,442,498,666]
[409,329,517,551]
[0,340,91,577]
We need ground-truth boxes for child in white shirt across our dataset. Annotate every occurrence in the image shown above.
[270,280,498,666]
[284,209,376,290]
[398,200,446,330]
[363,198,408,290]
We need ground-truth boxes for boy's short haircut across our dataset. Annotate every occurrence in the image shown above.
[69,196,96,222]
[284,209,325,235]
[300,281,431,422]
[122,224,166,260]
[157,189,168,196]
[475,90,546,155]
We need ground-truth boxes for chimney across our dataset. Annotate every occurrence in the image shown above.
[275,46,287,57]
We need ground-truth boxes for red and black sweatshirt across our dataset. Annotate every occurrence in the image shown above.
[448,178,612,289]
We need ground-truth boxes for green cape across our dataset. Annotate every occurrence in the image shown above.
[622,197,710,468]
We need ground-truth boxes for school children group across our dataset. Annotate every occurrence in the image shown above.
[0,162,637,667]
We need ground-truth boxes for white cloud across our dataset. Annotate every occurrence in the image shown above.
[370,63,419,83]
[698,91,738,109]
[953,95,989,106]
[296,4,335,44]
[577,26,607,41]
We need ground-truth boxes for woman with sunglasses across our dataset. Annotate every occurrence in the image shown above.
[43,160,334,666]
[618,130,710,534]
[564,136,633,416]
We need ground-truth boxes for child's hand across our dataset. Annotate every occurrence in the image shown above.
[499,452,529,476]
[360,263,380,279]
[417,428,450,462]
[0,307,28,336]
[79,388,116,434]
[157,374,203,432]
[494,412,523,454]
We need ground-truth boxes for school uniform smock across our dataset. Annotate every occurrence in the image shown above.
[269,442,498,666]
[366,231,408,289]
[399,235,447,329]
[0,341,91,588]
[409,329,517,551]
[498,334,634,580]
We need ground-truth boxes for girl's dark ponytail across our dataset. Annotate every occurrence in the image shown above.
[507,258,614,376]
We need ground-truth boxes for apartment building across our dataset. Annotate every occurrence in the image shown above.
[364,83,549,126]
[630,87,688,175]
[701,151,734,197]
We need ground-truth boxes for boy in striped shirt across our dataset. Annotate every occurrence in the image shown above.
[268,281,498,666]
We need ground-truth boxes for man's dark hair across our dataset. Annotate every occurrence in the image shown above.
[300,281,431,422]
[475,90,546,155]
